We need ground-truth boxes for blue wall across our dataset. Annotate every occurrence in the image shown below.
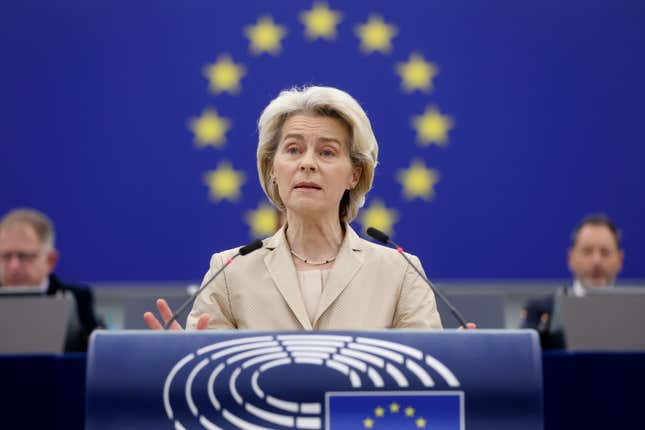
[2,1,644,282]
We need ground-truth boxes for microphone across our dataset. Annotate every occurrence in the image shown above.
[163,239,263,329]
[238,240,264,255]
[366,227,469,328]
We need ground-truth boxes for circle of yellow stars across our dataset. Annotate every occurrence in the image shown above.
[397,53,438,93]
[245,203,280,237]
[413,106,453,146]
[300,2,342,40]
[244,16,287,55]
[203,161,245,202]
[188,2,454,238]
[363,402,427,428]
[398,159,440,201]
[188,108,231,148]
[355,15,398,54]
[358,200,399,237]
[202,54,246,94]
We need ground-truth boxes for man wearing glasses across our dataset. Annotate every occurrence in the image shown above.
[0,208,101,351]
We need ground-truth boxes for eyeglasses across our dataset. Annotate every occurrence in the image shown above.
[0,251,43,264]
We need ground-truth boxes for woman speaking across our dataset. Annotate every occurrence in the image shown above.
[145,86,442,331]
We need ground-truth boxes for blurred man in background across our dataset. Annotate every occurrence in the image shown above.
[520,214,624,348]
[0,208,102,351]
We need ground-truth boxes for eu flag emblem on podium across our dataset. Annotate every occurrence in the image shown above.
[326,391,463,429]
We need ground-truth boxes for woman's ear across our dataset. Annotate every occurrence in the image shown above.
[350,165,362,189]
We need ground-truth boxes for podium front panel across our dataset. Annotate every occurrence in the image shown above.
[87,330,542,429]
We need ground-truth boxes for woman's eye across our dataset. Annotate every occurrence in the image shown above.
[321,149,335,157]
[286,146,299,154]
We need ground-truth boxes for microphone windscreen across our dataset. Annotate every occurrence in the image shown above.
[366,227,390,244]
[239,239,263,256]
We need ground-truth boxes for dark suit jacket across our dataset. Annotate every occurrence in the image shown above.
[520,287,568,349]
[46,274,102,352]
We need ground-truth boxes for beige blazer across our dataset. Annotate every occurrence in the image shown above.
[187,225,442,330]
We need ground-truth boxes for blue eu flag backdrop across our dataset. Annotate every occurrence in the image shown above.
[1,0,644,282]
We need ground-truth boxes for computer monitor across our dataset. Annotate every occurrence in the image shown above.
[0,295,72,354]
[560,288,645,351]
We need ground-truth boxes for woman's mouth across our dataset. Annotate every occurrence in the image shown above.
[294,182,322,190]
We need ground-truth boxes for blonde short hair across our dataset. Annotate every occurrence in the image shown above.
[257,86,378,223]
[0,208,56,250]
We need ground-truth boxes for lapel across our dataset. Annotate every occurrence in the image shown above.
[263,226,313,330]
[312,225,364,326]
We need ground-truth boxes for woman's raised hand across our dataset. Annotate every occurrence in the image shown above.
[143,298,209,330]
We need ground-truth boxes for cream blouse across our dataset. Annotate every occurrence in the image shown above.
[297,269,331,323]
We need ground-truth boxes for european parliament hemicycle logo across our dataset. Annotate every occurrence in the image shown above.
[163,334,464,429]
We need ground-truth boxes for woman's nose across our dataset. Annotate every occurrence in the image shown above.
[299,150,317,171]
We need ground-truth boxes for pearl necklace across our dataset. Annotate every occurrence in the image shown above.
[290,249,337,265]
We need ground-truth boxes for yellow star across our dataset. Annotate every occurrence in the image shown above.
[374,406,385,417]
[203,161,245,202]
[396,53,439,93]
[245,202,279,238]
[389,402,400,413]
[354,15,397,54]
[412,106,453,146]
[188,108,231,148]
[300,2,342,40]
[363,417,374,428]
[397,159,440,201]
[416,417,427,428]
[202,54,246,94]
[244,16,287,55]
[359,200,398,236]
[405,406,415,417]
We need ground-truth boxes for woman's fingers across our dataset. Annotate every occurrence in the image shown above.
[457,322,478,330]
[156,299,173,322]
[196,314,210,330]
[142,298,184,330]
[143,311,163,330]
